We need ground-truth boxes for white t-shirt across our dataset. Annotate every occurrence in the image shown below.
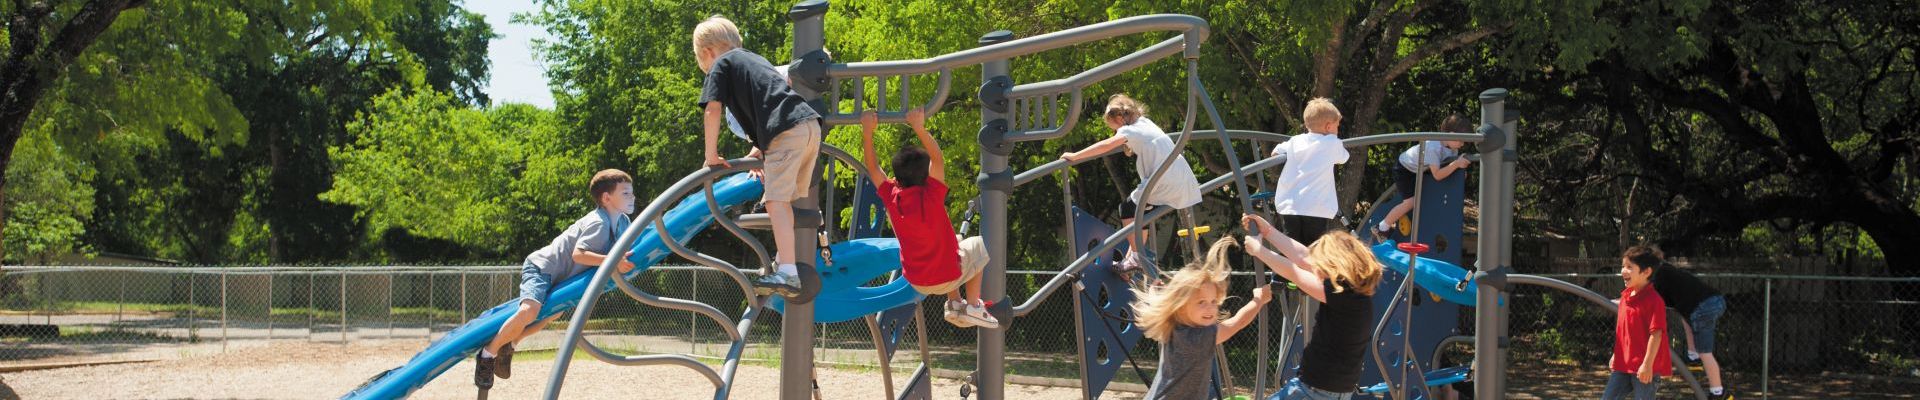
[1118,117,1203,209]
[1397,140,1459,172]
[1269,132,1348,219]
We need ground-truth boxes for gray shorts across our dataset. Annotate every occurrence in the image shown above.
[517,262,553,305]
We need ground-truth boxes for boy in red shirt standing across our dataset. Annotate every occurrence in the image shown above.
[859,108,996,329]
[1606,245,1673,400]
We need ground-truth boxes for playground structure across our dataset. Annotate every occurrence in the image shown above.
[342,1,1714,399]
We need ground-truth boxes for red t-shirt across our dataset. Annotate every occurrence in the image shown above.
[1612,285,1672,375]
[877,178,960,286]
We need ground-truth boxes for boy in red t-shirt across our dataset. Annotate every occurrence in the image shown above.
[1605,246,1673,400]
[859,108,997,329]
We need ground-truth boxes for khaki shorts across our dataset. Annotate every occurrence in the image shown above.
[761,120,822,203]
[912,236,990,295]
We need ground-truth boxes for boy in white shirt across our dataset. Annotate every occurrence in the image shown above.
[1267,98,1349,245]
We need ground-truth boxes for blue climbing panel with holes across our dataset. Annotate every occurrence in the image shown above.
[1069,206,1143,399]
[849,176,888,240]
[1356,165,1468,399]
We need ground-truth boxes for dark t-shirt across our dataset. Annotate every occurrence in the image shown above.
[1145,324,1218,400]
[1300,278,1372,393]
[698,48,820,151]
[1650,265,1721,315]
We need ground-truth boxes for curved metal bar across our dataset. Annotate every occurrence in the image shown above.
[1369,260,1421,397]
[1007,89,1084,140]
[1191,61,1255,216]
[715,303,761,400]
[1343,132,1483,148]
[608,272,742,342]
[1509,274,1711,400]
[578,345,725,387]
[652,205,756,294]
[1015,130,1294,186]
[1011,153,1289,316]
[829,14,1206,77]
[707,182,773,279]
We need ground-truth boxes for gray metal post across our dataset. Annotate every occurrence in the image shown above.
[785,2,829,400]
[309,272,316,342]
[341,271,349,344]
[1763,279,1771,399]
[388,273,395,340]
[1473,89,1511,396]
[267,272,274,340]
[975,28,1015,400]
[222,270,229,352]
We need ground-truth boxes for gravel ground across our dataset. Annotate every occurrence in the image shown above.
[0,339,1121,399]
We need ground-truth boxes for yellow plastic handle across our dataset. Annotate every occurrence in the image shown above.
[1176,226,1212,237]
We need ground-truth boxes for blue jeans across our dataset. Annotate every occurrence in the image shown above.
[1278,377,1352,400]
[1689,294,1727,354]
[1601,371,1659,400]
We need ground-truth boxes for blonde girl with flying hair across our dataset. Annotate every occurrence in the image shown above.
[1132,237,1272,399]
[1242,213,1383,400]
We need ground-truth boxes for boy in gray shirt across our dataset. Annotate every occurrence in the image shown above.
[474,169,636,388]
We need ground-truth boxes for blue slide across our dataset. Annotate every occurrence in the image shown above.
[342,174,763,400]
[1369,239,1490,307]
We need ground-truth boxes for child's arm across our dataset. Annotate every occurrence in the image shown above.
[1241,215,1329,302]
[572,249,638,273]
[907,108,944,183]
[703,102,729,168]
[1429,156,1471,180]
[1638,326,1663,383]
[859,111,886,181]
[1215,284,1272,344]
[1060,135,1128,162]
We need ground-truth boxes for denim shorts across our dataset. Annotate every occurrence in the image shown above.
[517,262,553,305]
[1601,371,1659,400]
[1278,377,1353,400]
[1689,294,1727,354]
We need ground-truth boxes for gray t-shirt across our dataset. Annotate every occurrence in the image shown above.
[1397,140,1458,172]
[1145,324,1218,400]
[525,209,633,283]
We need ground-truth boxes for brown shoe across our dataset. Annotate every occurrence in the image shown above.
[494,343,514,379]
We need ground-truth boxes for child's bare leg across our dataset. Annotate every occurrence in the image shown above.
[487,299,541,354]
[1701,353,1723,389]
[1122,217,1140,254]
[965,274,984,305]
[1380,199,1417,230]
[1682,321,1698,354]
[515,313,567,344]
[768,200,796,266]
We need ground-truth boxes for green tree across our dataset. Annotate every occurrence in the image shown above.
[325,89,586,259]
[2,126,92,264]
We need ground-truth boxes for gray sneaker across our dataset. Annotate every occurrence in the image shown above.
[753,271,801,297]
[943,300,972,327]
[959,303,1000,329]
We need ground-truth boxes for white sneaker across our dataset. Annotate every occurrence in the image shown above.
[959,303,1000,329]
[943,300,972,328]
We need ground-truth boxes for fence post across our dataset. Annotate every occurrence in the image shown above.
[1763,278,1771,400]
[308,272,316,342]
[221,270,229,352]
[460,270,469,323]
[117,272,126,323]
[427,272,435,342]
[188,272,196,342]
[690,269,699,353]
[267,273,274,340]
[340,270,348,344]
[388,272,395,340]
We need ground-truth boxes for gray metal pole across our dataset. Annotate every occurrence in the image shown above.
[786,2,829,399]
[1763,279,1771,399]
[222,270,229,352]
[267,272,274,340]
[1473,88,1510,396]
[341,271,349,344]
[309,272,315,342]
[975,28,1015,400]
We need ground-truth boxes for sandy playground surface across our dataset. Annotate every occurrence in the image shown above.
[0,339,1114,400]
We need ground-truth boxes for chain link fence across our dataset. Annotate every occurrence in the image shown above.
[5,262,1918,398]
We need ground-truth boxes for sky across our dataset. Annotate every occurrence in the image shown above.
[469,0,556,109]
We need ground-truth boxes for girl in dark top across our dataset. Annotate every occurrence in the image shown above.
[1630,245,1732,399]
[1132,237,1272,400]
[1242,214,1384,400]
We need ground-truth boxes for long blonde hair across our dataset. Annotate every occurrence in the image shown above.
[1132,237,1237,341]
[1305,231,1383,296]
